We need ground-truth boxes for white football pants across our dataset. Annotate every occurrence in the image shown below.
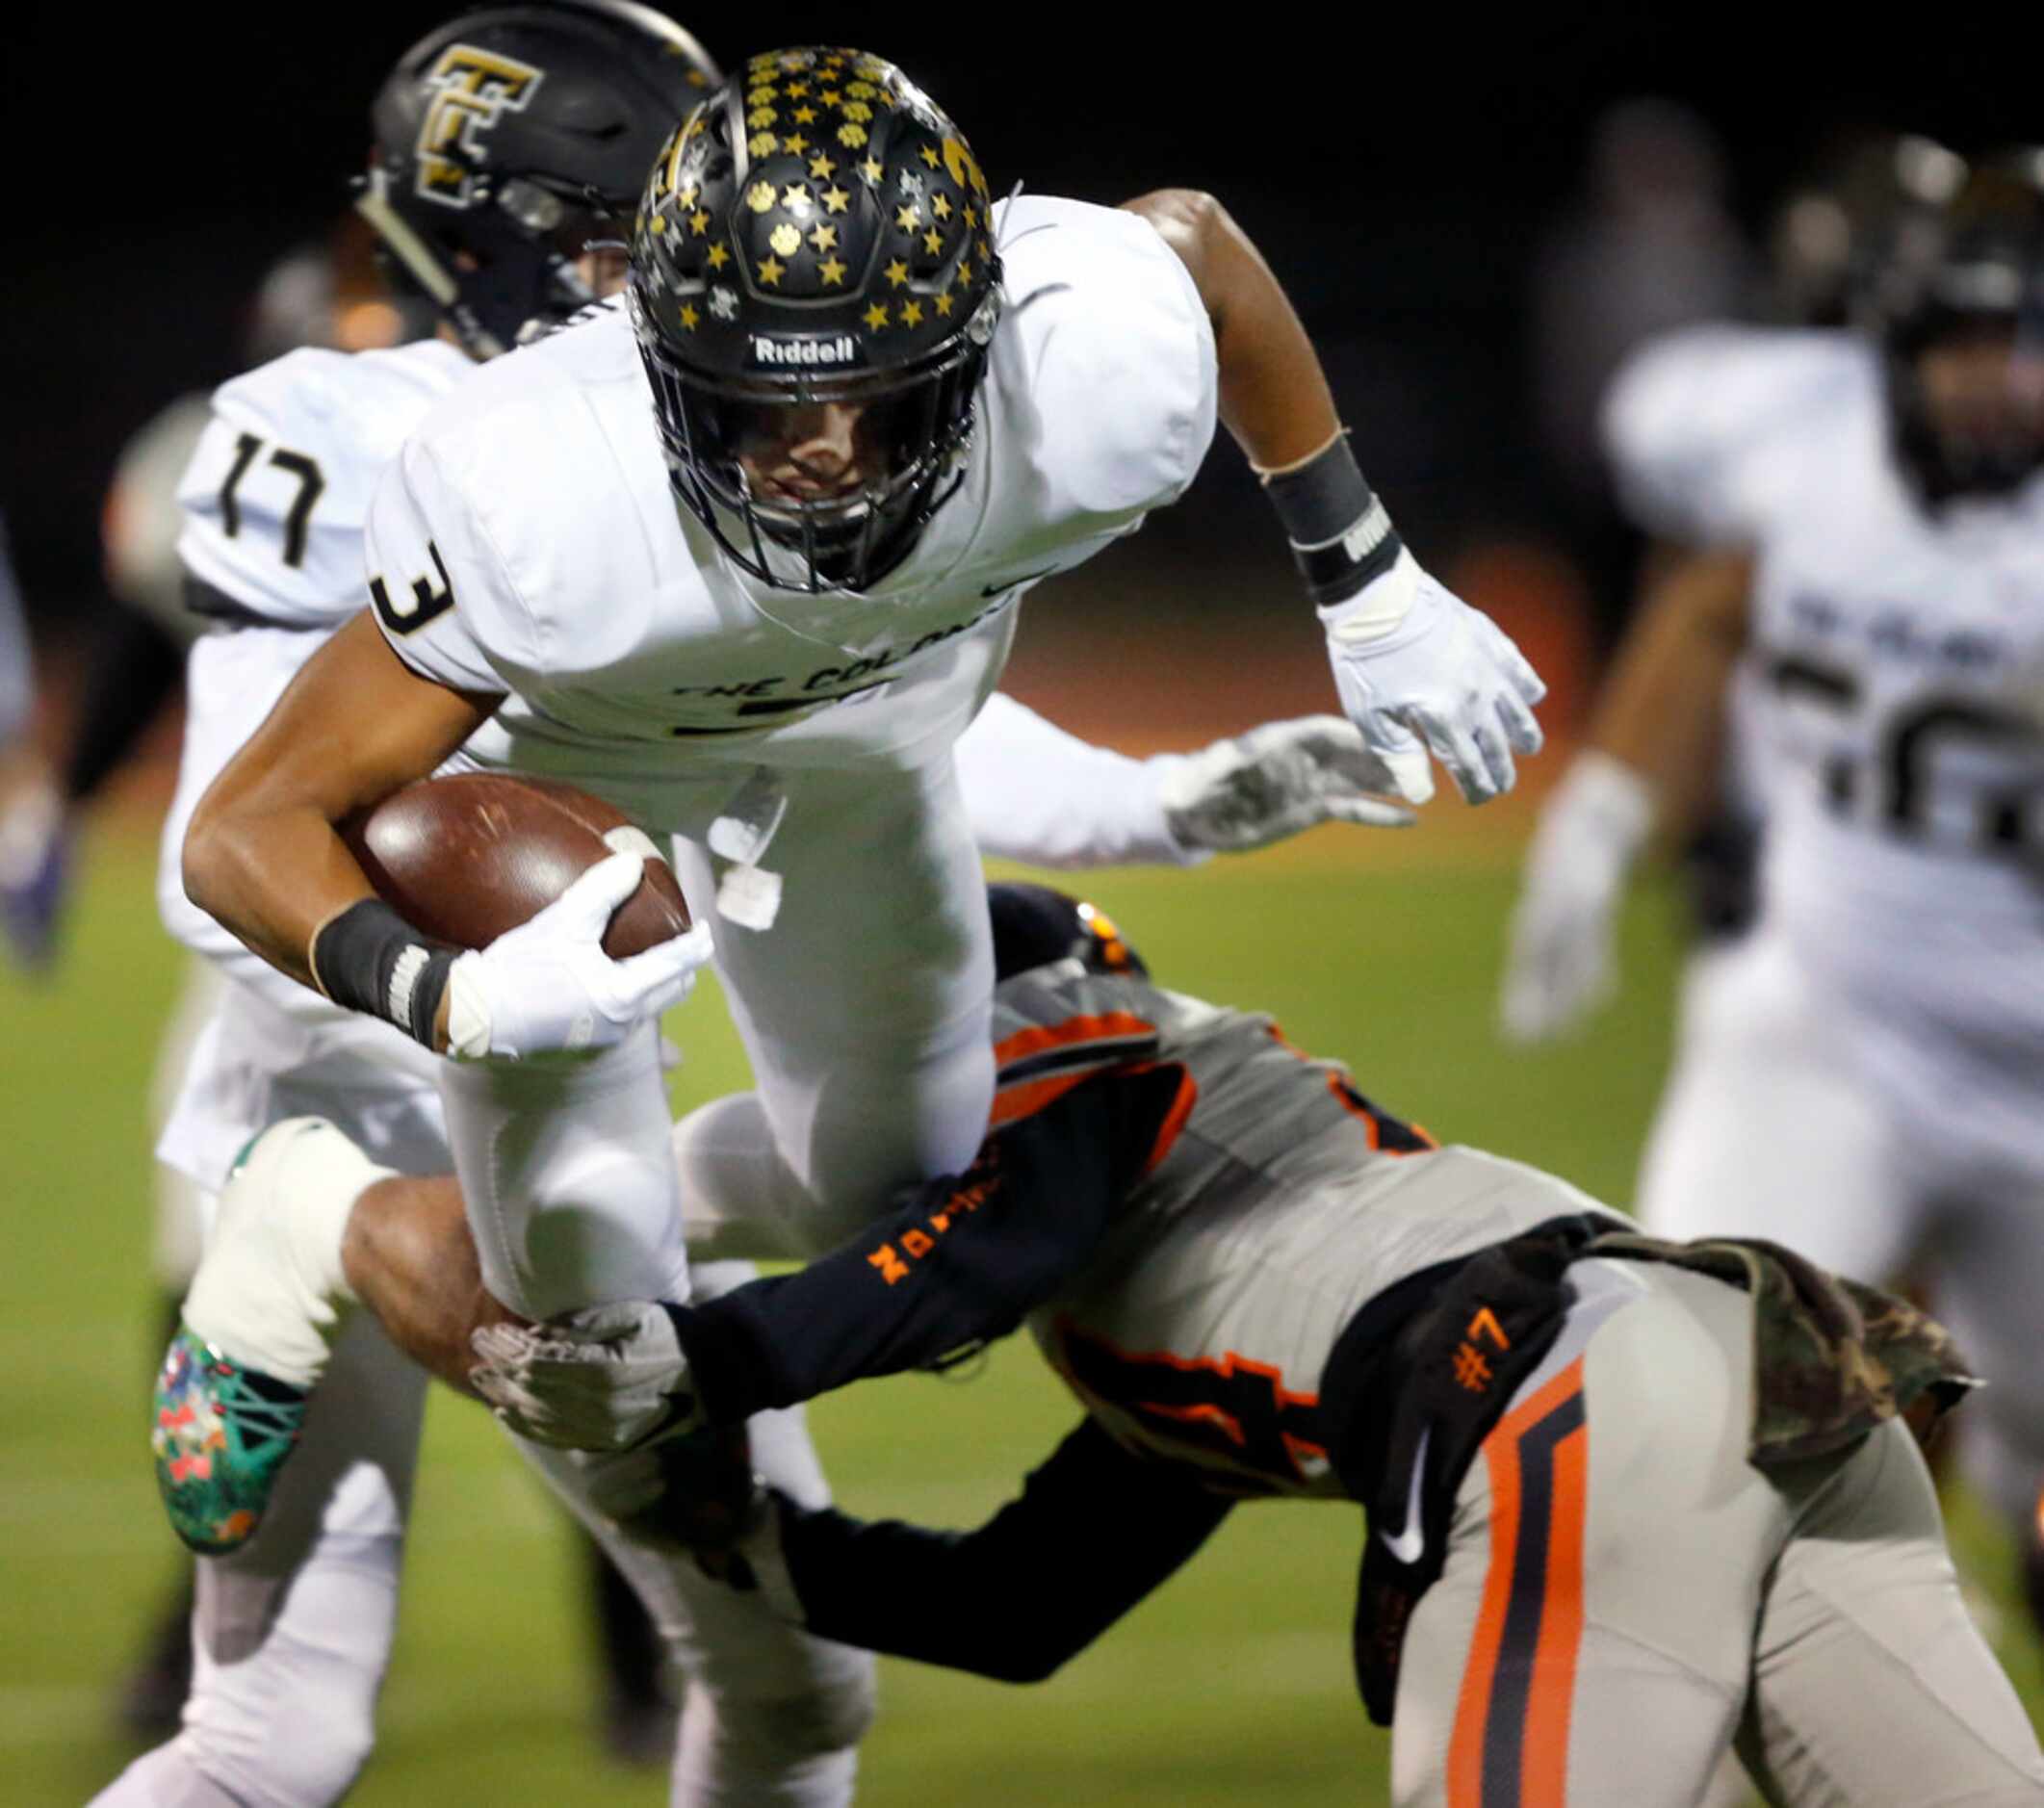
[1637,928,2044,1537]
[1392,1261,2044,1805]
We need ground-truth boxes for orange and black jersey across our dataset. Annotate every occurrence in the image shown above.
[667,961,1431,1435]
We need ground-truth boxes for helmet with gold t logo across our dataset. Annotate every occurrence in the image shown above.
[357,1,721,359]
[630,45,1003,592]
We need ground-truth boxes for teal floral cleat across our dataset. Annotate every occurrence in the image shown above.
[151,1328,309,1556]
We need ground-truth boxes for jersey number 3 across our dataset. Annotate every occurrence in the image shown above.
[369,543,455,636]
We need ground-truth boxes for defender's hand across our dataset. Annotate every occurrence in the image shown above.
[1156,715,1414,852]
[444,853,712,1059]
[1499,753,1655,1043]
[471,1300,702,1451]
[1320,555,1545,805]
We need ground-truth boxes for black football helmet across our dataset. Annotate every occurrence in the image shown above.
[1768,133,1965,328]
[358,1,721,358]
[630,46,1004,592]
[987,884,1148,986]
[1875,149,2044,503]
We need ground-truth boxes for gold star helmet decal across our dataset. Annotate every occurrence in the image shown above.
[863,300,890,329]
[901,300,924,326]
[781,185,812,213]
[688,210,710,236]
[808,222,838,250]
[819,255,847,285]
[706,243,730,270]
[678,302,700,330]
[884,258,910,288]
[923,228,944,255]
[757,255,786,286]
[810,153,836,179]
[822,186,850,213]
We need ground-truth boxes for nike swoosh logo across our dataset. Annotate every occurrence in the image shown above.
[1377,1425,1432,1565]
[981,568,1060,598]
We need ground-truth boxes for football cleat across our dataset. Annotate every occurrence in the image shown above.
[151,1116,393,1555]
[152,1330,308,1556]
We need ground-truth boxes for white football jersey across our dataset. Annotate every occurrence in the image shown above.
[160,338,474,1055]
[362,195,1217,828]
[177,340,474,631]
[1607,327,2044,1140]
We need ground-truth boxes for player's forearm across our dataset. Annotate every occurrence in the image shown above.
[955,695,1191,867]
[1584,548,1753,845]
[183,610,498,1003]
[677,1068,1185,1424]
[779,1417,1232,1683]
[1123,189,1339,470]
[338,1172,520,1397]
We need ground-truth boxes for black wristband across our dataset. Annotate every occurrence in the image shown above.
[309,898,458,1048]
[1260,434,1405,606]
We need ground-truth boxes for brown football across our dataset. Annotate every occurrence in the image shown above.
[338,774,690,957]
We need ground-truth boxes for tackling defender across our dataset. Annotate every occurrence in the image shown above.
[162,885,2044,1804]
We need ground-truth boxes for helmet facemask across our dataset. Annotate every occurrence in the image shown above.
[636,290,998,591]
[629,47,1005,594]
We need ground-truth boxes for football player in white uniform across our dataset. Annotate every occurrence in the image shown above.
[116,17,1431,1806]
[157,885,2044,1805]
[1498,153,2044,1614]
[176,32,1540,1396]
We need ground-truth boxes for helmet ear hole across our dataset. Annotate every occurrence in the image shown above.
[628,46,1004,591]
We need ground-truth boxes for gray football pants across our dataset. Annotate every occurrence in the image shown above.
[1390,1260,2044,1807]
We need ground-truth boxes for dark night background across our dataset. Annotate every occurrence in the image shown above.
[3,5,2029,649]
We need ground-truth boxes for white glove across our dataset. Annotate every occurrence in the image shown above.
[1320,551,1546,805]
[1499,752,1656,1043]
[470,1301,702,1451]
[444,852,713,1060]
[1155,715,1415,852]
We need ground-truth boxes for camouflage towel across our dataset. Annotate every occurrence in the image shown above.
[1585,1231,1980,1468]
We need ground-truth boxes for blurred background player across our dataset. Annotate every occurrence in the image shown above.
[0,237,452,1739]
[1500,147,2044,1641]
[1504,131,1971,1048]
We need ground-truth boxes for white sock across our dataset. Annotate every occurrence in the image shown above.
[182,1119,393,1388]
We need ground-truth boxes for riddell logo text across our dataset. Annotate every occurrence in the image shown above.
[749,335,857,367]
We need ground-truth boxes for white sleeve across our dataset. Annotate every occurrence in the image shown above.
[996,197,1219,526]
[1601,325,1851,546]
[361,437,521,694]
[955,693,1198,868]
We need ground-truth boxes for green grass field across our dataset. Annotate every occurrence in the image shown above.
[5,825,2037,1804]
